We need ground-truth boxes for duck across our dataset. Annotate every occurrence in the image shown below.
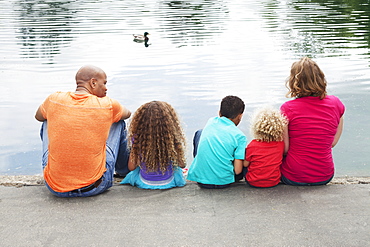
[133,32,149,42]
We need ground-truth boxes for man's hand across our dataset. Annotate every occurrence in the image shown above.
[121,106,131,120]
[35,106,46,122]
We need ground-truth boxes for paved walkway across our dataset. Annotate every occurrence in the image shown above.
[1,181,369,247]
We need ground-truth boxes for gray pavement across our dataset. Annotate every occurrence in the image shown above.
[1,181,369,247]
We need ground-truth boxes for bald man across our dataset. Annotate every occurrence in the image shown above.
[35,65,131,197]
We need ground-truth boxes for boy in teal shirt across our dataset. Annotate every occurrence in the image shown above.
[187,96,247,188]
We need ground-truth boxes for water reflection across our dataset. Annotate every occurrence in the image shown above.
[2,151,41,175]
[159,0,229,47]
[262,0,370,57]
[14,0,75,63]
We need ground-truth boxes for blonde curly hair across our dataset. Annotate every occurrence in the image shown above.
[250,107,287,142]
[129,101,186,173]
[286,57,327,99]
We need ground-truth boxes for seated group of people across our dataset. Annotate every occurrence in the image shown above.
[35,57,345,197]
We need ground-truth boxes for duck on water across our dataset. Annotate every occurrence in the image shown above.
[133,32,149,42]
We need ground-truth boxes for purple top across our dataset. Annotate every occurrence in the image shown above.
[132,136,174,182]
[140,162,173,181]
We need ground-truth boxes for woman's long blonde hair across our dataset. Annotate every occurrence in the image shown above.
[251,107,287,142]
[286,57,327,99]
[129,101,186,173]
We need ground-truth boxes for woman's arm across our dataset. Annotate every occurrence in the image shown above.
[332,116,344,148]
[283,125,289,155]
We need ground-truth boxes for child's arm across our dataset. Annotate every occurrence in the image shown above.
[234,159,244,174]
[243,160,250,168]
[283,125,289,155]
[128,152,139,171]
[178,161,186,168]
[332,116,344,148]
[243,146,250,167]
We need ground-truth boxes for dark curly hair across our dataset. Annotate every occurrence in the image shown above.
[128,101,186,173]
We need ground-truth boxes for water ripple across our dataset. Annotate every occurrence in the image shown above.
[1,0,370,175]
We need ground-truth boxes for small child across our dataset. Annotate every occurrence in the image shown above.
[187,95,247,189]
[120,101,187,189]
[244,107,287,188]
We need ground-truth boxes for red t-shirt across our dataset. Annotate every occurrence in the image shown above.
[40,92,123,192]
[245,140,284,187]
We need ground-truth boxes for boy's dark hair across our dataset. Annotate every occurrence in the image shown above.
[220,95,245,119]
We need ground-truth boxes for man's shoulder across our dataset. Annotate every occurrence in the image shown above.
[104,96,119,104]
[101,97,123,111]
[46,93,120,107]
[44,91,68,102]
[47,91,66,97]
[87,95,121,108]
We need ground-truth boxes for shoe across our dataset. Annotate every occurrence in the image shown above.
[113,173,126,179]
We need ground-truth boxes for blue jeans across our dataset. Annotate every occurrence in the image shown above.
[197,183,232,189]
[40,120,129,197]
[193,129,203,158]
[281,174,334,186]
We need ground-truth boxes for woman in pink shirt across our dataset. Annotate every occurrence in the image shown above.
[280,57,345,186]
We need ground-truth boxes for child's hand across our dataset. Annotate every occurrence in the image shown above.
[182,168,189,178]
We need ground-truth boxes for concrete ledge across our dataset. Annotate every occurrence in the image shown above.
[1,175,370,187]
[0,181,369,246]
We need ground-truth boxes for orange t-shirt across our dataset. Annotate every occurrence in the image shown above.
[40,92,123,192]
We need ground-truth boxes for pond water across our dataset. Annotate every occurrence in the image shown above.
[1,0,369,176]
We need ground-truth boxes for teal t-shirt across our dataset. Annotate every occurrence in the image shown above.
[187,116,247,185]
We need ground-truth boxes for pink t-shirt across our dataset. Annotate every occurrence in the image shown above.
[280,95,345,183]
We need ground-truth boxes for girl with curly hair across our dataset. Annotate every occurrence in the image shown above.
[244,107,287,188]
[281,57,345,186]
[120,101,187,189]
